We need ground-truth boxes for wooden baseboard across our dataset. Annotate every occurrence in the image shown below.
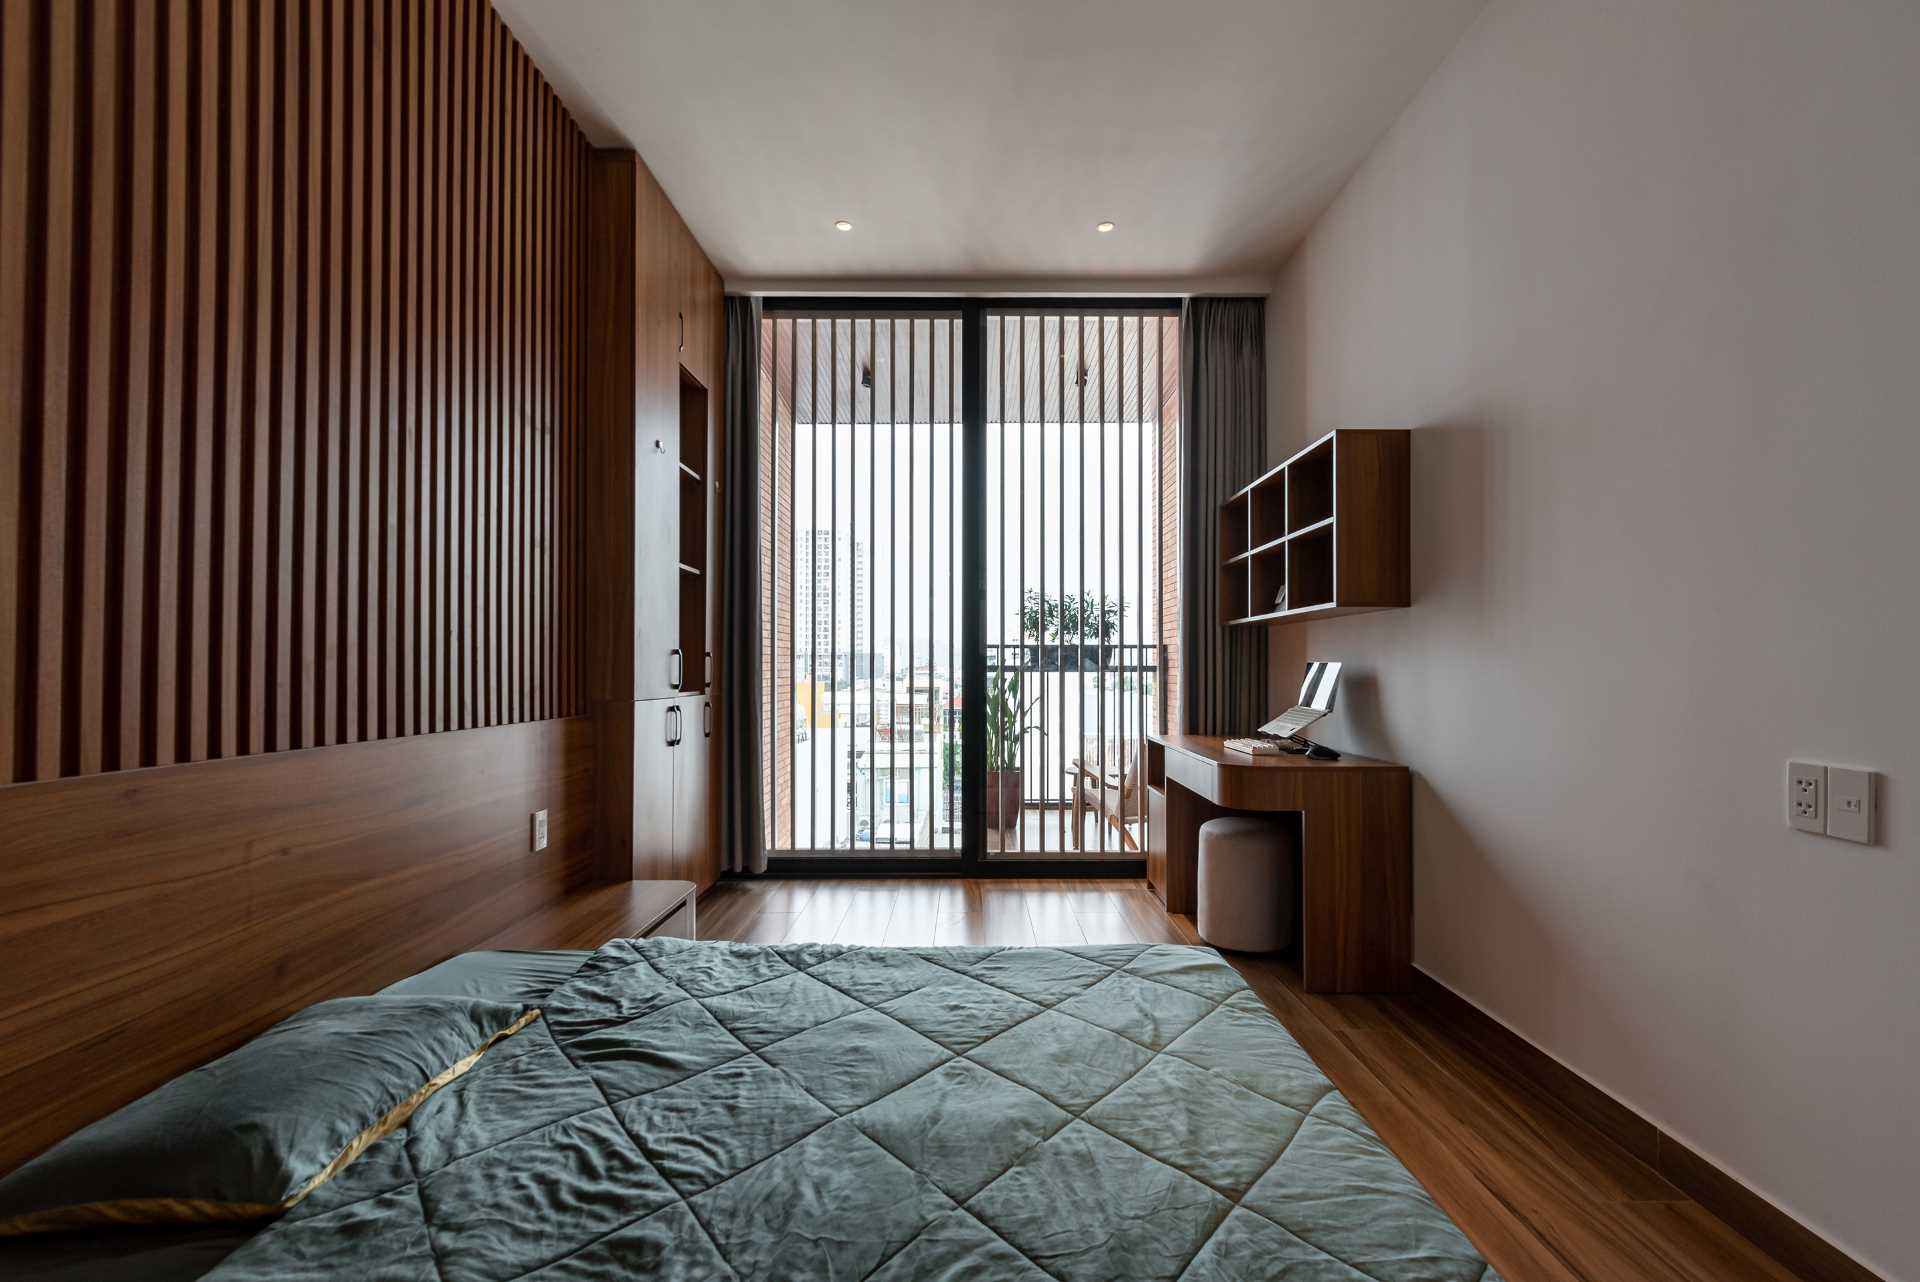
[1411,970,1883,1282]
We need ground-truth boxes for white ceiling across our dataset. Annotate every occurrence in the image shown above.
[495,0,1486,292]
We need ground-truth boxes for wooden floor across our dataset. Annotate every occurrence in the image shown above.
[985,805,1138,856]
[537,876,1807,1282]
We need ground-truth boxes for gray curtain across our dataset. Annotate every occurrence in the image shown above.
[1179,297,1268,735]
[718,295,766,873]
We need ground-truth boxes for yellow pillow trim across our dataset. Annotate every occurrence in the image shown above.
[0,1007,541,1237]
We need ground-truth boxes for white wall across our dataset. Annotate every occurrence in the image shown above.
[1266,1,1919,1276]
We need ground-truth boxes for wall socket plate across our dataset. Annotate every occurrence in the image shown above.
[1787,762,1825,834]
[531,809,550,853]
[1826,768,1874,844]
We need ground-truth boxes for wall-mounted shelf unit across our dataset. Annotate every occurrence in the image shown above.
[1218,428,1409,626]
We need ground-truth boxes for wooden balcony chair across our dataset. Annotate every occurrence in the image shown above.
[1067,743,1144,852]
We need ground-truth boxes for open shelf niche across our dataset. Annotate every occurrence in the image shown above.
[678,369,710,679]
[1217,428,1409,626]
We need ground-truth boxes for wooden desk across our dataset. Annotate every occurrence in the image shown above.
[1146,734,1410,993]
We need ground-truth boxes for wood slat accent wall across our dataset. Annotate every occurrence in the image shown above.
[0,0,589,785]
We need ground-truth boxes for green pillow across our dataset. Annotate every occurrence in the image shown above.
[0,995,536,1235]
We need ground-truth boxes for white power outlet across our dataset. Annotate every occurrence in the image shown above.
[1786,762,1825,834]
[531,809,550,853]
[1826,768,1874,844]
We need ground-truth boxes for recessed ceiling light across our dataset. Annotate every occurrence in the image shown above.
[834,219,854,232]
[1096,221,1116,233]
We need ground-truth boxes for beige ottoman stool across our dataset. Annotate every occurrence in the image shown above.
[1196,816,1296,953]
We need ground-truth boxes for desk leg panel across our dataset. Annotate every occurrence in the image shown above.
[1160,780,1224,915]
[1301,771,1412,993]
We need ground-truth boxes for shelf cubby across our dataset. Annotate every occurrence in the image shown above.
[1285,436,1334,533]
[1218,495,1249,561]
[1287,525,1334,610]
[1218,428,1409,627]
[1249,544,1287,616]
[1250,483,1287,548]
[1217,559,1248,626]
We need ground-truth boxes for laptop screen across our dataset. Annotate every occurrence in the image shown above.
[1299,660,1341,713]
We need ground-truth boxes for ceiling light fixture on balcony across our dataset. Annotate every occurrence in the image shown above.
[834,219,854,232]
[1095,221,1115,233]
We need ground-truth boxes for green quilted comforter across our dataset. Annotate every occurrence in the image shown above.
[206,939,1500,1281]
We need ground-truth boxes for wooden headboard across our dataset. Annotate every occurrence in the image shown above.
[0,718,593,1175]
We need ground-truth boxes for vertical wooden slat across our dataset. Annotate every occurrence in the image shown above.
[530,57,546,724]
[100,0,137,772]
[551,91,564,721]
[241,0,267,758]
[522,37,536,723]
[0,0,27,782]
[270,0,295,754]
[336,0,360,747]
[448,0,467,732]
[432,0,449,729]
[292,0,318,752]
[443,0,462,734]
[399,0,417,740]
[516,38,531,726]
[557,87,570,718]
[480,6,497,730]
[504,31,521,728]
[118,0,157,769]
[497,13,512,728]
[183,0,216,764]
[315,0,341,748]
[148,0,190,768]
[416,0,436,737]
[358,0,380,743]
[28,0,71,779]
[213,0,243,760]
[73,0,119,777]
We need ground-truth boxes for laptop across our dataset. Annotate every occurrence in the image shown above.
[1224,661,1342,755]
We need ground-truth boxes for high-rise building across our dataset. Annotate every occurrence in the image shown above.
[796,530,868,682]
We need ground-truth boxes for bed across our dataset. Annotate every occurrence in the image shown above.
[7,940,1499,1281]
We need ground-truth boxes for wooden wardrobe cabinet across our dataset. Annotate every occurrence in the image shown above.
[630,694,715,886]
[586,149,726,893]
[674,694,716,887]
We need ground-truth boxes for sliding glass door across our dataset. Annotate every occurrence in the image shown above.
[755,302,1178,870]
[983,311,1179,857]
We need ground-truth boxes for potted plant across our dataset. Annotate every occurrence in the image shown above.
[1020,591,1128,670]
[984,671,1045,830]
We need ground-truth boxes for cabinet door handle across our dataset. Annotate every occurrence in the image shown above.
[668,648,683,690]
[703,701,712,739]
[678,311,685,352]
[664,706,677,746]
[703,649,712,690]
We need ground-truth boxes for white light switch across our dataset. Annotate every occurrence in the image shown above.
[531,809,550,853]
[1826,768,1874,845]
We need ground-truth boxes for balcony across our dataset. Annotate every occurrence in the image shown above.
[983,641,1158,857]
